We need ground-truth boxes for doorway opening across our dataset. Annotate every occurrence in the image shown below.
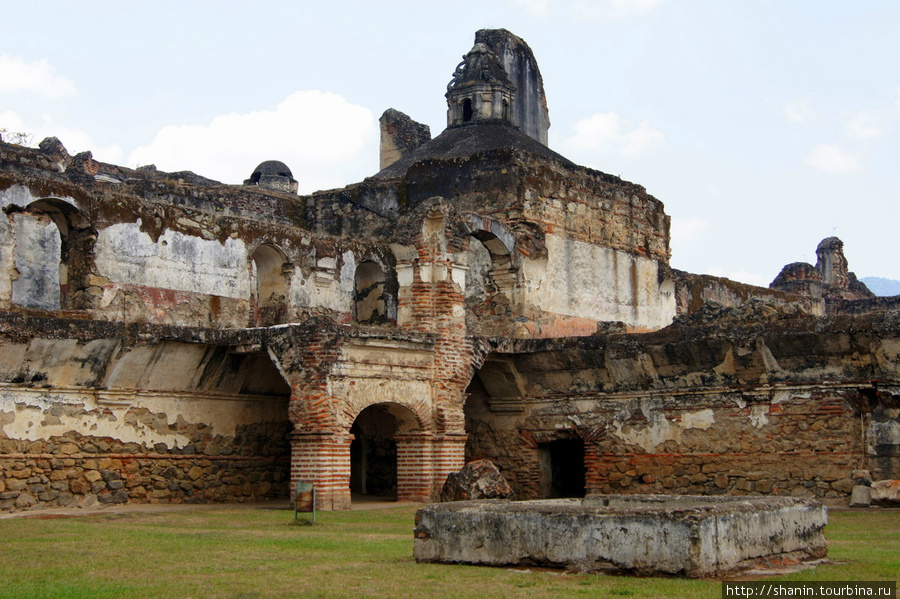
[349,403,419,500]
[538,439,586,499]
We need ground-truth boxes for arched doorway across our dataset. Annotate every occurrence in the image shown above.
[349,402,420,501]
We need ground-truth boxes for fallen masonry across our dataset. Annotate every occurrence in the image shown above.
[413,496,828,577]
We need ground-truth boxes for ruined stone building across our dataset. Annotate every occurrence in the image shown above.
[0,30,897,512]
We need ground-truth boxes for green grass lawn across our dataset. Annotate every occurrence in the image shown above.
[0,506,895,599]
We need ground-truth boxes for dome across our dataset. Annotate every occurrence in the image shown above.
[248,160,293,183]
[243,160,298,194]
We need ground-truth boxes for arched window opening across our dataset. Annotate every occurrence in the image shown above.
[250,244,289,326]
[12,199,90,311]
[466,229,517,331]
[502,98,510,121]
[354,261,389,324]
[462,98,473,122]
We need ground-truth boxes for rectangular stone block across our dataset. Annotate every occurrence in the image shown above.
[414,495,827,577]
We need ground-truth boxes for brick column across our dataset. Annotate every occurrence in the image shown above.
[290,431,351,510]
[431,434,468,499]
[396,433,467,502]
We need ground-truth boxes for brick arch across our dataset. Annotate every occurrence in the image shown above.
[342,397,431,435]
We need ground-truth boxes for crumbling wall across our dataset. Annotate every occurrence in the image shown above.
[0,315,292,511]
[379,109,431,170]
[673,269,811,316]
[467,311,900,500]
[474,29,550,145]
[0,397,290,511]
[0,156,403,329]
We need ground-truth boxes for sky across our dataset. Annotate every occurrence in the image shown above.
[3,1,899,287]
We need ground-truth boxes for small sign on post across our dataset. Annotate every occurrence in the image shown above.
[293,480,316,524]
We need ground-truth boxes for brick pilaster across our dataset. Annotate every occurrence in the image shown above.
[290,432,352,510]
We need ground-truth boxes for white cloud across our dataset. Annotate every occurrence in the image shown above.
[782,98,814,123]
[510,0,551,16]
[705,267,771,288]
[129,91,377,192]
[805,144,860,173]
[572,0,664,19]
[0,110,123,164]
[566,112,664,156]
[670,216,709,244]
[0,55,76,98]
[846,111,881,139]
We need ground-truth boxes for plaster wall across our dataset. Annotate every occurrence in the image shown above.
[0,386,287,450]
[522,234,675,330]
[12,213,61,310]
[94,223,250,299]
[289,250,356,315]
[0,333,292,511]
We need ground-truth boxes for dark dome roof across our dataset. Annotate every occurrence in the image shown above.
[374,120,574,180]
[250,160,293,180]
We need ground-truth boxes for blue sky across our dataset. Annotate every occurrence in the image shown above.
[3,1,899,286]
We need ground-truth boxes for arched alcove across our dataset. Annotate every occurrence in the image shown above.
[13,199,90,310]
[354,260,395,324]
[462,98,473,122]
[250,244,289,326]
[465,227,517,329]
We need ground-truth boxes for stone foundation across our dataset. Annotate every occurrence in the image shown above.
[414,495,827,577]
[0,452,289,511]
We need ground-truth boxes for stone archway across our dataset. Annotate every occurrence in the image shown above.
[349,402,420,501]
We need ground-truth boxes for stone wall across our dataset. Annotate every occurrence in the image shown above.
[466,310,900,500]
[466,387,865,500]
[673,269,807,316]
[0,314,292,512]
[0,384,292,512]
[0,430,290,511]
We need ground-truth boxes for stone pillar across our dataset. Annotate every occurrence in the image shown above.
[396,433,467,502]
[290,431,351,510]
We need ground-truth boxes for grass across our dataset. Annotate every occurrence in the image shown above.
[0,506,895,599]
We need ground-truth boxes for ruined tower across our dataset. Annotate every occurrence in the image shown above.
[446,29,550,144]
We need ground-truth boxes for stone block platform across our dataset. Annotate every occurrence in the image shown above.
[413,495,827,577]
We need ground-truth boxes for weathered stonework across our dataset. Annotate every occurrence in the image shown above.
[414,496,828,577]
[0,29,897,513]
[413,495,828,578]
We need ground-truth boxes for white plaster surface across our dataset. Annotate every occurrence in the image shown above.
[611,402,715,452]
[95,223,250,299]
[0,387,286,449]
[291,250,355,312]
[522,234,675,329]
[12,213,60,310]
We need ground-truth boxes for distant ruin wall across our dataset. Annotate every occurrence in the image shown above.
[673,270,809,315]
